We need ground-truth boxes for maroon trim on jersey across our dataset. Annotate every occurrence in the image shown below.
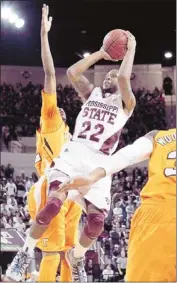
[99,128,122,155]
[100,87,106,98]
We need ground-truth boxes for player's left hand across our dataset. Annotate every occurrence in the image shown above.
[126,31,136,51]
[41,4,53,36]
[100,48,118,62]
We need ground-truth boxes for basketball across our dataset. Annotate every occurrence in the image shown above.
[103,29,128,60]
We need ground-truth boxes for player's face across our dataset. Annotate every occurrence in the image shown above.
[103,70,119,93]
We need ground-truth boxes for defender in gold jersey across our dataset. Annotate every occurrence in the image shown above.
[5,4,81,282]
[60,129,176,282]
[29,5,82,282]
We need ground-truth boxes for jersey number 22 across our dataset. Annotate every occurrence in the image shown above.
[78,121,104,142]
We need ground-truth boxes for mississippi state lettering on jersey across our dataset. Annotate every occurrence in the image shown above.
[72,87,132,155]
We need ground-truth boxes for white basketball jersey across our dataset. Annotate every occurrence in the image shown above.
[72,87,132,155]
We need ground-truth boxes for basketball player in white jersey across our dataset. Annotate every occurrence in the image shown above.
[4,31,136,283]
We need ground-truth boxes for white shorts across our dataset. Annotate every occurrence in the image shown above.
[47,141,112,212]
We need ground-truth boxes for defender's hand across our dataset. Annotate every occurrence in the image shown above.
[41,4,53,36]
[1,275,14,282]
[58,175,94,193]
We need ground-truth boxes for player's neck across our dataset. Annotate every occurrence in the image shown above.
[102,87,119,97]
[102,88,114,97]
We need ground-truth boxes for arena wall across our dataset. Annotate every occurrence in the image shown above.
[1,64,176,94]
[1,152,36,176]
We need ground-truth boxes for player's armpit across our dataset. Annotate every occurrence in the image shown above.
[67,71,94,101]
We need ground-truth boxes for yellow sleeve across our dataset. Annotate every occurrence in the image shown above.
[41,90,63,134]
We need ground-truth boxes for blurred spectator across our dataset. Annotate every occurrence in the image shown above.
[103,237,111,259]
[112,244,120,266]
[117,250,127,281]
[125,200,135,219]
[4,164,14,179]
[7,195,18,211]
[85,259,93,282]
[1,202,10,216]
[113,203,123,218]
[13,217,26,233]
[16,179,26,204]
[5,180,17,199]
[0,165,6,178]
[5,218,13,229]
[92,264,102,282]
[102,264,114,282]
[25,177,33,192]
[2,125,10,150]
[110,226,119,246]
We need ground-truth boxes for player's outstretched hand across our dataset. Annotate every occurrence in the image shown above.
[126,31,136,51]
[58,175,94,195]
[41,4,53,36]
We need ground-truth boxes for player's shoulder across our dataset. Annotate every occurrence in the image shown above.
[145,130,159,141]
[89,86,102,97]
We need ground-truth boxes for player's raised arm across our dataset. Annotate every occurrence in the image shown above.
[59,130,158,193]
[41,4,56,94]
[40,4,63,133]
[67,50,108,100]
[117,31,136,114]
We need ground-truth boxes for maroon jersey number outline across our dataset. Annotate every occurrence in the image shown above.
[78,121,104,142]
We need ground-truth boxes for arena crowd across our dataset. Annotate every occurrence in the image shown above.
[0,82,166,150]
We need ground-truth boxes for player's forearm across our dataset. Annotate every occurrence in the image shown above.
[87,168,107,183]
[102,136,153,176]
[41,34,55,75]
[67,51,103,77]
[118,47,135,80]
[117,48,136,111]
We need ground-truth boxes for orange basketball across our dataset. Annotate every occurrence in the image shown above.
[103,29,128,60]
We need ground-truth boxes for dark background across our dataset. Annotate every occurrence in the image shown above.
[1,0,176,67]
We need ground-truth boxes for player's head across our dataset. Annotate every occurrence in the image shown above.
[103,69,119,93]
